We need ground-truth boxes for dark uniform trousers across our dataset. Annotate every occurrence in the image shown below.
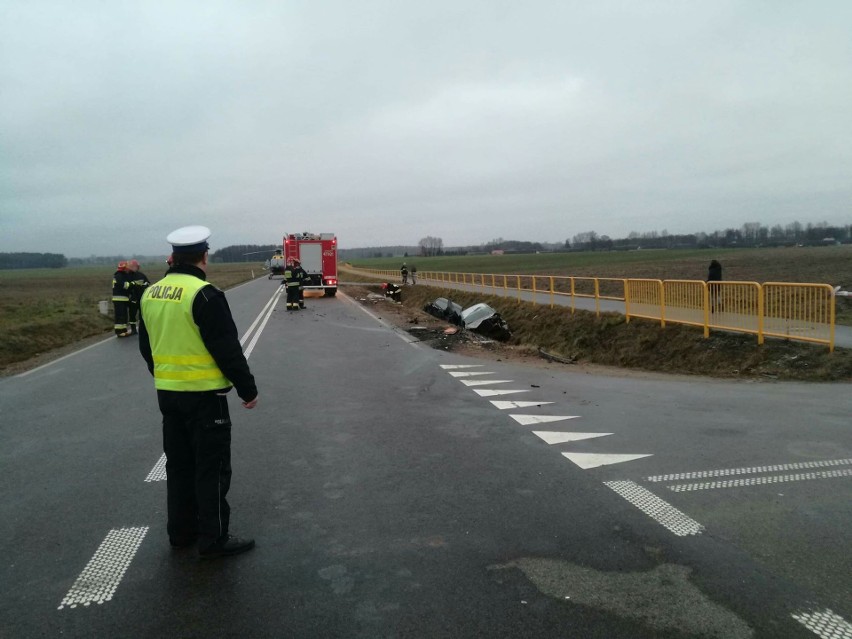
[158,389,233,549]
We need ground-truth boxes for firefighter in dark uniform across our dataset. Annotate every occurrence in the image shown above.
[138,226,258,558]
[283,258,306,310]
[126,259,150,335]
[293,259,308,309]
[112,261,132,337]
[400,262,408,285]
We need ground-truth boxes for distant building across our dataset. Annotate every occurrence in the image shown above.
[491,249,505,255]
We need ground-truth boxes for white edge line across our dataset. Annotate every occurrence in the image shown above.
[15,336,115,378]
[16,277,274,379]
[240,285,283,346]
[243,287,283,359]
[338,290,419,347]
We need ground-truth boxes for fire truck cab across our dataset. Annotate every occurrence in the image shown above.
[283,232,338,297]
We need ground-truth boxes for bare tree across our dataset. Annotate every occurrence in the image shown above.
[418,236,444,257]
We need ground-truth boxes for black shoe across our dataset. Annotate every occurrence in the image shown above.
[199,535,255,558]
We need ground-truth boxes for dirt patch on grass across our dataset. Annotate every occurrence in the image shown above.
[343,282,852,382]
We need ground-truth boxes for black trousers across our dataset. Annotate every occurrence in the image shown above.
[113,301,129,334]
[286,285,300,307]
[158,390,232,549]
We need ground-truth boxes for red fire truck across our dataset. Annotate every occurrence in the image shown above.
[283,232,338,297]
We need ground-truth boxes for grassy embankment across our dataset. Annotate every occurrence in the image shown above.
[349,245,852,324]
[341,247,852,381]
[0,263,262,373]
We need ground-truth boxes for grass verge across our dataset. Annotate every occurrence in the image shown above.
[356,281,852,382]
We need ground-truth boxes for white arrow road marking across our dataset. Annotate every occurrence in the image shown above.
[449,371,494,378]
[440,364,485,369]
[563,452,653,469]
[533,431,613,445]
[461,379,513,387]
[491,401,554,410]
[510,414,581,425]
[474,389,530,397]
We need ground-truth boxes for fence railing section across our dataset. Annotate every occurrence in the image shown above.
[342,266,836,351]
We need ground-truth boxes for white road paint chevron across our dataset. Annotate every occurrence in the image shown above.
[490,400,555,410]
[440,364,485,369]
[533,431,613,444]
[449,371,495,378]
[474,389,530,397]
[510,414,580,425]
[563,452,653,469]
[461,379,513,387]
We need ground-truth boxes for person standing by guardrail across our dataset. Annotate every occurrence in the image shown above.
[401,262,408,285]
[707,259,723,312]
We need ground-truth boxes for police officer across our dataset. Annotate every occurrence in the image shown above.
[112,261,132,337]
[126,259,150,335]
[138,226,258,558]
[283,259,306,310]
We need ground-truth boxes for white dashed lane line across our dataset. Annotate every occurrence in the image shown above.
[58,527,149,610]
[647,458,852,482]
[603,480,704,537]
[668,468,852,492]
[792,608,852,639]
[145,453,167,482]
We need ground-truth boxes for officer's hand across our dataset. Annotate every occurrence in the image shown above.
[242,396,258,409]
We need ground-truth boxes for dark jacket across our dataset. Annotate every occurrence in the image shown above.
[138,264,258,402]
[128,270,150,304]
[706,260,723,282]
[112,269,131,299]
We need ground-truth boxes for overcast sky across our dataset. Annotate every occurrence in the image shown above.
[2,1,851,257]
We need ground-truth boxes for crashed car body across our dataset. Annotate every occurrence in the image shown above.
[423,297,463,325]
[460,303,511,341]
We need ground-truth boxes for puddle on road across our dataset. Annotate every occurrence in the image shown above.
[492,558,753,638]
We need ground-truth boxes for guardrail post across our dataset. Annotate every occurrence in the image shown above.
[702,282,709,338]
[594,279,600,316]
[757,284,764,345]
[570,277,575,314]
[660,280,666,328]
[516,275,521,304]
[550,276,555,308]
[624,279,631,323]
[532,276,537,306]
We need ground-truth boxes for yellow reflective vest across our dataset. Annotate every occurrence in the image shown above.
[141,273,231,391]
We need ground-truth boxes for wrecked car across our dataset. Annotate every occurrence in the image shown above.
[423,297,463,325]
[424,297,511,341]
[460,303,511,341]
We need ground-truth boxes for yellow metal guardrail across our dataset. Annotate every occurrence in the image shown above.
[343,266,836,351]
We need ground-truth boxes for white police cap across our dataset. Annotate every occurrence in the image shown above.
[166,225,211,253]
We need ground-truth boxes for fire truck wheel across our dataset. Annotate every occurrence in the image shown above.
[324,288,337,297]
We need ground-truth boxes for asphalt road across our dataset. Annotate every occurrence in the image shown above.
[1,276,850,638]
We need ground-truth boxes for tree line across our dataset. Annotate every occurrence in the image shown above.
[568,221,851,251]
[0,252,68,269]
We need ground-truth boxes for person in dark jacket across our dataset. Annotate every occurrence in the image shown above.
[400,262,408,285]
[706,260,723,312]
[283,259,307,310]
[139,225,258,558]
[112,261,132,337]
[126,259,150,335]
